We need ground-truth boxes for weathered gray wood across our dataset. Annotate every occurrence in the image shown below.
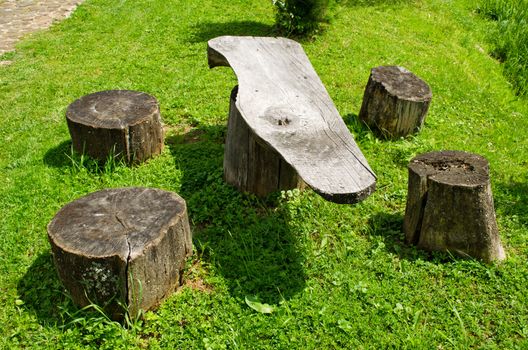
[403,151,506,263]
[208,36,376,204]
[359,66,432,139]
[47,187,193,320]
[66,90,164,164]
[224,86,305,196]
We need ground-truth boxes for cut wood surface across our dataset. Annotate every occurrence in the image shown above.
[359,66,432,139]
[47,187,193,320]
[403,151,505,263]
[66,90,164,164]
[208,36,376,204]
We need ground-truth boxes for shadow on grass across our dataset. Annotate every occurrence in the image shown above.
[17,252,73,325]
[166,125,306,304]
[43,139,127,174]
[365,211,445,262]
[341,0,413,7]
[188,20,276,43]
[494,178,528,228]
[43,139,73,168]
[343,113,373,139]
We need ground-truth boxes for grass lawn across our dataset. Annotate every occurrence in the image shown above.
[1,0,527,348]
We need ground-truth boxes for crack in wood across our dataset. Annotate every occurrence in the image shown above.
[114,212,132,306]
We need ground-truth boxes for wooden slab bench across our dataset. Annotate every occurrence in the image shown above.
[208,36,376,204]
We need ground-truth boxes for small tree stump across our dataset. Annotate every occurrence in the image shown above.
[359,66,432,139]
[403,151,506,262]
[47,187,193,320]
[66,90,164,164]
[224,85,305,197]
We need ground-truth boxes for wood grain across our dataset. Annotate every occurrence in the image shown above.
[208,36,376,203]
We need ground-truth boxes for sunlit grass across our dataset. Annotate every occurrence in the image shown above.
[1,0,527,348]
[477,0,528,95]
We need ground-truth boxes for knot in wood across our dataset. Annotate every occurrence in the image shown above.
[258,106,298,129]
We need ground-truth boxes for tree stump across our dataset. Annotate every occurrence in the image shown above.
[403,151,506,263]
[66,90,164,165]
[359,66,432,139]
[224,85,305,197]
[47,187,193,320]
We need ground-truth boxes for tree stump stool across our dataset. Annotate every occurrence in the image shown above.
[47,187,193,320]
[359,66,432,139]
[224,86,305,197]
[66,90,164,165]
[403,151,506,263]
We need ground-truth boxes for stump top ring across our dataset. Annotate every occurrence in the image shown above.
[47,187,187,260]
[409,150,489,186]
[372,66,432,102]
[67,90,159,129]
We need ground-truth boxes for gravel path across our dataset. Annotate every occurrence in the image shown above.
[0,0,83,64]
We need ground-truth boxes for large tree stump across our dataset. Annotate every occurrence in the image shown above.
[66,90,164,164]
[224,86,305,197]
[403,151,506,263]
[359,66,432,139]
[47,187,193,320]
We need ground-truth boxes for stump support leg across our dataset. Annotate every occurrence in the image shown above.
[223,86,303,197]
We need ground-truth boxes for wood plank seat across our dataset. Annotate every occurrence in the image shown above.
[208,36,376,204]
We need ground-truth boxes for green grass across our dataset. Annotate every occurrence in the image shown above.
[1,0,527,348]
[477,0,528,95]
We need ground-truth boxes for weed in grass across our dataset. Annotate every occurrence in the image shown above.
[273,0,330,37]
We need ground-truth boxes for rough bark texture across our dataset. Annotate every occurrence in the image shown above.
[66,90,164,165]
[403,151,506,263]
[208,36,376,204]
[47,187,193,320]
[224,86,305,197]
[359,66,432,139]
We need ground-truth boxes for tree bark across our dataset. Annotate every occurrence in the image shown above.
[66,90,164,165]
[359,66,432,139]
[224,86,304,197]
[47,187,193,320]
[403,151,506,263]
